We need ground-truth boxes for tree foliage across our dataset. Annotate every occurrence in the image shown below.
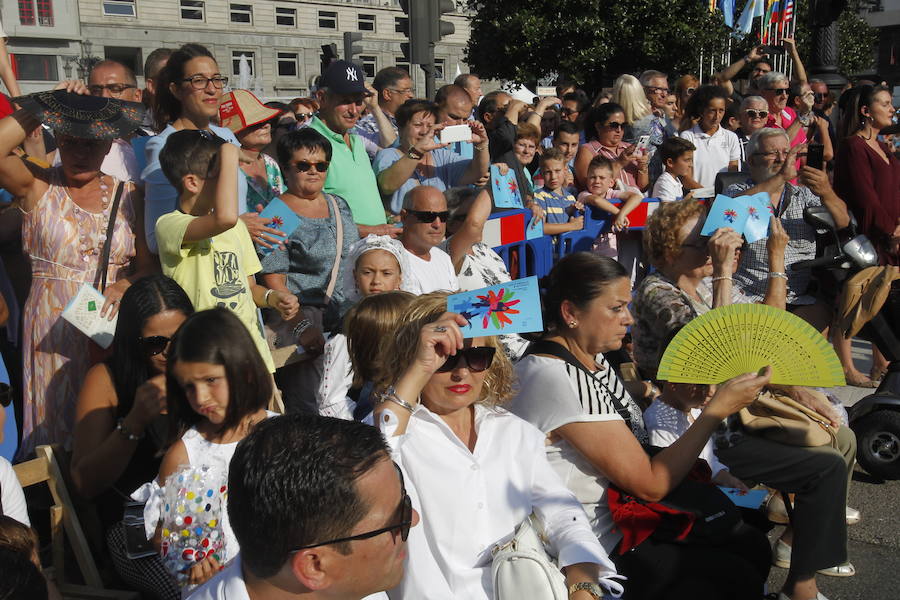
[464,0,878,89]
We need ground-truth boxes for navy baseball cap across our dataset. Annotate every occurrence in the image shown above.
[320,60,372,95]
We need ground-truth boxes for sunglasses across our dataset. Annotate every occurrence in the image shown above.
[295,112,314,121]
[768,88,790,96]
[408,209,450,223]
[139,335,172,357]
[290,462,412,550]
[292,161,329,173]
[744,109,769,119]
[604,122,625,130]
[436,346,496,373]
[813,93,825,103]
[88,83,137,96]
[685,87,696,95]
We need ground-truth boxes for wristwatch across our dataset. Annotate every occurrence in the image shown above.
[569,582,603,599]
[406,146,424,160]
[798,113,814,127]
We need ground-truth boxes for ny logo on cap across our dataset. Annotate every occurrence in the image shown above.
[346,66,358,82]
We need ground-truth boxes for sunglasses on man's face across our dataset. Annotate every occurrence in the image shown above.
[139,335,172,357]
[292,161,330,173]
[768,88,790,96]
[744,109,769,119]
[436,346,496,373]
[408,210,450,223]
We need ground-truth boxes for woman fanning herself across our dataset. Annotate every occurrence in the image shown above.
[71,275,193,600]
[509,253,773,600]
[375,293,623,600]
[136,308,278,588]
[0,84,155,456]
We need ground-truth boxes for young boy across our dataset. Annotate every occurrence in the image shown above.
[533,148,583,235]
[652,137,696,202]
[155,130,299,372]
[551,121,581,193]
[578,156,642,231]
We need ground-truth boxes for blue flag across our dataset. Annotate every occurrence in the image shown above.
[736,0,765,35]
[719,0,735,27]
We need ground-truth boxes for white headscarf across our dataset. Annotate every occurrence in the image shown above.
[341,234,414,302]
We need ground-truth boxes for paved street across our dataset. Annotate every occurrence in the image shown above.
[766,340,900,599]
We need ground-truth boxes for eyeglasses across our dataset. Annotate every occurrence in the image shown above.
[292,161,330,173]
[408,209,450,223]
[88,83,136,96]
[436,346,496,373]
[182,75,229,90]
[604,122,625,130]
[743,109,769,119]
[290,462,413,551]
[767,88,790,96]
[753,149,790,159]
[645,86,670,94]
[388,88,414,96]
[139,335,172,357]
[680,239,707,251]
[294,112,314,122]
[813,93,825,103]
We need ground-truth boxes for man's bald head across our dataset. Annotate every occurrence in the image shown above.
[435,84,474,123]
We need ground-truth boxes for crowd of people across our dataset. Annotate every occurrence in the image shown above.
[0,36,897,600]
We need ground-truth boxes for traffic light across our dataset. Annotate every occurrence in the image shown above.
[398,0,431,65]
[320,43,338,75]
[429,0,455,42]
[343,31,363,63]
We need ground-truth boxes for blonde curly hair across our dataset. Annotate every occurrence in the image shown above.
[642,199,707,268]
[377,292,514,407]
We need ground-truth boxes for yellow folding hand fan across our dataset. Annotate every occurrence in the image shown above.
[656,303,845,387]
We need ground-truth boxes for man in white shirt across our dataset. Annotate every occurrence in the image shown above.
[190,414,417,600]
[399,186,460,294]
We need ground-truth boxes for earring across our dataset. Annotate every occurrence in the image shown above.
[568,321,577,328]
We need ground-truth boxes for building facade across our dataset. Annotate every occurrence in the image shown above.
[862,0,900,92]
[5,0,473,99]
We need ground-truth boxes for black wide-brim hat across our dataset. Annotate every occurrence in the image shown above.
[12,90,145,140]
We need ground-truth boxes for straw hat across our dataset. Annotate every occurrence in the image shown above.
[218,89,283,135]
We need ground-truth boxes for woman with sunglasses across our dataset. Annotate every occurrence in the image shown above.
[289,97,319,128]
[574,102,649,192]
[142,44,284,252]
[218,90,287,212]
[71,275,194,600]
[260,128,360,414]
[374,292,623,600]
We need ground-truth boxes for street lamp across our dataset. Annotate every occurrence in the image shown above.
[73,40,101,81]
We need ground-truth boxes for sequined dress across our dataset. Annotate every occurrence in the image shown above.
[19,169,136,457]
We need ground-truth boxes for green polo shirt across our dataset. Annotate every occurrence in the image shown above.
[309,116,386,225]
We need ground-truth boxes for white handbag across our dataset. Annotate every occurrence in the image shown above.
[491,515,568,600]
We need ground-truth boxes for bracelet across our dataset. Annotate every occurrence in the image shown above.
[264,288,275,307]
[406,146,424,160]
[769,271,788,279]
[115,418,144,442]
[292,318,313,340]
[375,387,416,412]
[474,143,488,152]
[711,276,733,282]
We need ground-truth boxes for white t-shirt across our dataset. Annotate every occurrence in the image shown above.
[401,246,459,294]
[643,399,727,476]
[651,171,684,202]
[1,457,30,526]
[679,125,741,189]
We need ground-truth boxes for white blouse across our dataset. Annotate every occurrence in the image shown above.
[381,403,619,600]
[316,333,355,420]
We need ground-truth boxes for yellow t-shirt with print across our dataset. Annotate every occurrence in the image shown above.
[155,211,275,372]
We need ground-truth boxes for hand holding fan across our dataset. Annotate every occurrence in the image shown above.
[657,304,845,387]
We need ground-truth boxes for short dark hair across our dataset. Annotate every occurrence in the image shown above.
[165,308,272,444]
[107,275,194,423]
[587,155,615,173]
[542,253,628,334]
[682,84,730,123]
[0,547,47,600]
[553,120,580,138]
[152,43,217,131]
[372,66,410,94]
[561,91,588,112]
[276,127,332,172]
[477,90,507,122]
[228,414,391,578]
[583,102,626,142]
[540,147,567,165]
[658,136,696,164]
[89,59,137,86]
[395,99,438,129]
[159,129,226,194]
[144,47,174,81]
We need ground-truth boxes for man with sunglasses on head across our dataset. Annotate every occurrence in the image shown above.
[191,413,417,600]
[399,186,459,295]
[310,60,398,239]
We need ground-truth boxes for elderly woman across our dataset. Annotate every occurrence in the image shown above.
[509,253,772,600]
[677,85,741,189]
[632,202,859,597]
[735,96,769,165]
[374,292,623,600]
[0,85,155,457]
[218,90,286,212]
[374,99,488,215]
[574,103,649,192]
[260,127,360,414]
